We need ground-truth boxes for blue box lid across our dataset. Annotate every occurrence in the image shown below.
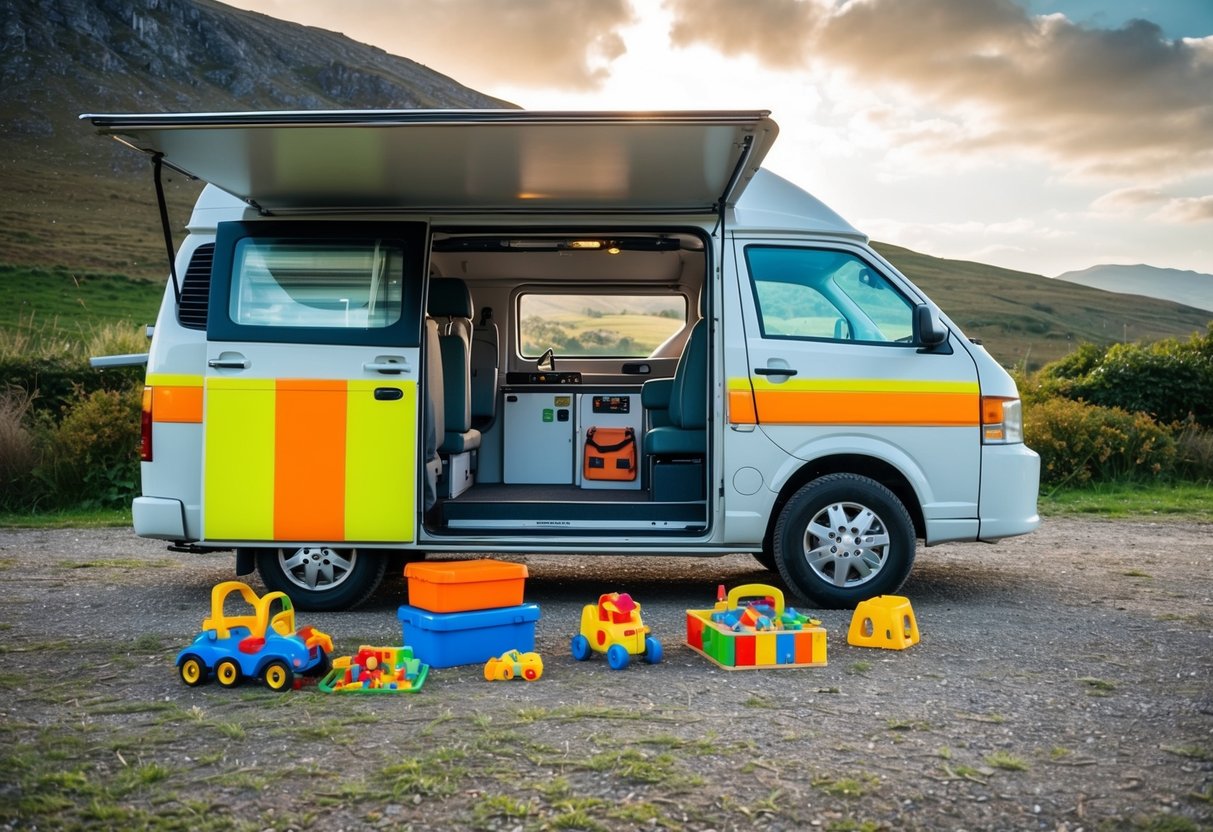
[397,602,541,631]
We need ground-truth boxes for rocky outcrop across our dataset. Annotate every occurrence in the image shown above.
[0,0,513,142]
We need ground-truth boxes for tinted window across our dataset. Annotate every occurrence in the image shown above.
[230,240,404,330]
[745,247,913,343]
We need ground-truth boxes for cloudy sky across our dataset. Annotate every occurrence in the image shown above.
[224,0,1213,277]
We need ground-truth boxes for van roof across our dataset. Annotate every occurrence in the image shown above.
[82,109,778,215]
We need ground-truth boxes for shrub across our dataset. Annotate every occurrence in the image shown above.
[1173,419,1213,482]
[1024,396,1176,488]
[1040,328,1213,428]
[36,387,142,508]
[0,388,40,509]
[0,356,143,418]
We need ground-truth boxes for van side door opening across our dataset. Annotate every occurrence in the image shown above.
[420,228,715,538]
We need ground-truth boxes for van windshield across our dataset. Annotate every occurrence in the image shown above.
[229,239,405,329]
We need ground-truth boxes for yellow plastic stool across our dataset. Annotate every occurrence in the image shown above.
[847,595,920,650]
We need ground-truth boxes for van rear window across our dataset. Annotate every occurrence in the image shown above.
[230,239,404,330]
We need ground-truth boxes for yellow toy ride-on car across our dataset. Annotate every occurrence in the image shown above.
[571,592,662,670]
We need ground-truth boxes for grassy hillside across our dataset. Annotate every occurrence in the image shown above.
[875,243,1211,369]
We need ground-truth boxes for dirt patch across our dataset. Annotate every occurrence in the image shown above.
[0,518,1211,831]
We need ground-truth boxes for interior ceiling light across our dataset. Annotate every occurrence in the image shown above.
[569,240,603,249]
[607,246,621,255]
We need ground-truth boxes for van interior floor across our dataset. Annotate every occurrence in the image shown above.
[432,483,707,534]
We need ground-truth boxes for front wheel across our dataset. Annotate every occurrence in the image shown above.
[606,644,630,670]
[179,654,207,687]
[772,473,916,609]
[254,547,386,612]
[643,636,663,665]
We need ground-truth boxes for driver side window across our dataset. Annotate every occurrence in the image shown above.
[745,247,913,344]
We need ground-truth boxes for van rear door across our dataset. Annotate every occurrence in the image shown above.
[202,220,428,544]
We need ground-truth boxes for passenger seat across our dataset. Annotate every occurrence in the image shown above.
[427,278,481,498]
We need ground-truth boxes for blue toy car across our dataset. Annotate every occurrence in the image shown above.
[176,581,333,692]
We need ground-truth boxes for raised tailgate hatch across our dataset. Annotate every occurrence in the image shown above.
[82,110,779,214]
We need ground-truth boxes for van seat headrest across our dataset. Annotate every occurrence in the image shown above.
[428,277,473,319]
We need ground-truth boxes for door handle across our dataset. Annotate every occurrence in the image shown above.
[207,357,250,369]
[364,359,411,374]
[754,367,797,377]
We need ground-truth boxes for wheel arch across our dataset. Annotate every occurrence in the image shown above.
[763,453,926,557]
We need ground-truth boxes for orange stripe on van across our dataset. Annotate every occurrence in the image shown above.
[753,389,978,426]
[151,386,203,423]
[274,380,347,541]
[728,389,757,424]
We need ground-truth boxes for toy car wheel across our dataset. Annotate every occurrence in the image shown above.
[606,644,630,670]
[215,658,242,688]
[570,634,591,661]
[254,546,387,612]
[643,636,663,664]
[262,660,295,693]
[773,473,916,609]
[523,667,540,681]
[179,654,207,687]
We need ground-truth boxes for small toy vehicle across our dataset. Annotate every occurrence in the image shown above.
[484,649,544,681]
[570,592,662,670]
[176,581,333,692]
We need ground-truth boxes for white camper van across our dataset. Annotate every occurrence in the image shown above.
[85,110,1040,611]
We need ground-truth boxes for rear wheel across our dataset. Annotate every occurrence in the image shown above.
[254,547,386,611]
[606,644,630,670]
[643,636,663,665]
[262,660,295,692]
[215,658,242,688]
[773,473,916,609]
[570,635,591,661]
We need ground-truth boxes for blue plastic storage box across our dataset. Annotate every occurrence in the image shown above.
[397,602,541,668]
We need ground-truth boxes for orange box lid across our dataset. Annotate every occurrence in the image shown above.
[404,558,528,583]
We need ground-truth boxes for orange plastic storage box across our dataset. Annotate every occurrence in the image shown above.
[404,559,528,613]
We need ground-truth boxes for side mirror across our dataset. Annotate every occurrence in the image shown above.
[913,304,948,348]
[537,348,555,372]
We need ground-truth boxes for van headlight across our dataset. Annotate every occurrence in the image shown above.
[982,397,1023,444]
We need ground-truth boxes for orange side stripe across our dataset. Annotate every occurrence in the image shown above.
[151,386,203,423]
[728,389,757,424]
[274,380,347,541]
[754,390,979,426]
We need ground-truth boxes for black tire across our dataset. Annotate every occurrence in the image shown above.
[772,473,916,609]
[254,547,387,612]
[302,648,332,679]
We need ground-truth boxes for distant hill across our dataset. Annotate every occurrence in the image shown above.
[0,0,1207,371]
[1053,264,1213,313]
[874,244,1212,370]
[0,0,515,276]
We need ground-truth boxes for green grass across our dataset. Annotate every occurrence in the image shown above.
[0,507,132,528]
[0,264,161,352]
[1039,482,1213,520]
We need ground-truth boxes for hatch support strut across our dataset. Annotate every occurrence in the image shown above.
[152,153,181,306]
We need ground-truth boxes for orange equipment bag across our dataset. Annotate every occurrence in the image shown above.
[583,426,637,481]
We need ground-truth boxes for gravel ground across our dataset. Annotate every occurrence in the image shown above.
[0,518,1211,831]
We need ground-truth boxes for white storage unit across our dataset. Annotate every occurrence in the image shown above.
[502,392,575,484]
[576,393,643,490]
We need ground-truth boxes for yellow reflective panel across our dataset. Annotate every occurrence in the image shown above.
[204,378,275,540]
[345,380,417,542]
